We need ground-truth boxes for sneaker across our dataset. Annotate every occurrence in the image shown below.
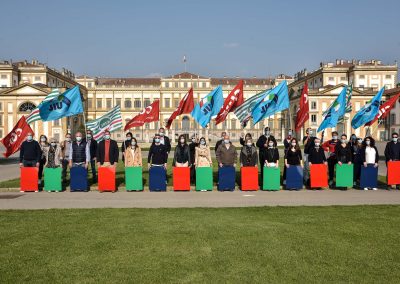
[372,188,378,191]
[364,188,368,191]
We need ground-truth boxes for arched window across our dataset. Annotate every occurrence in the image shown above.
[182,116,190,130]
[19,102,37,113]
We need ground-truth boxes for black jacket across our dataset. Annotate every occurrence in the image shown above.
[361,146,379,163]
[384,141,400,161]
[264,147,279,163]
[87,138,97,160]
[151,136,171,153]
[148,144,168,165]
[19,140,41,163]
[173,144,191,165]
[189,142,197,164]
[215,139,223,153]
[240,145,258,166]
[308,147,327,164]
[256,135,277,161]
[335,143,352,163]
[96,139,119,165]
[303,136,316,155]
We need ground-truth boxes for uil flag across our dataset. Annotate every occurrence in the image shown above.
[233,91,265,127]
[351,87,384,129]
[317,86,348,132]
[251,81,289,124]
[124,100,160,130]
[215,80,244,125]
[39,85,83,121]
[165,88,194,129]
[86,106,123,141]
[1,116,34,158]
[26,88,60,124]
[365,92,400,126]
[191,86,224,128]
[295,81,309,131]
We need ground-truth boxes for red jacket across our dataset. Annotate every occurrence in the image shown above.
[322,140,338,159]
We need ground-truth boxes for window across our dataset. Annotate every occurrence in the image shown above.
[18,102,36,112]
[174,99,179,108]
[175,121,180,129]
[87,99,93,108]
[193,82,197,88]
[96,99,102,108]
[371,84,379,90]
[115,98,121,106]
[184,82,188,88]
[164,98,170,108]
[124,99,132,108]
[386,75,392,79]
[34,76,41,81]
[328,77,334,81]
[340,76,346,81]
[0,102,3,110]
[88,82,92,88]
[165,82,170,88]
[144,99,150,107]
[134,99,141,108]
[0,129,3,138]
[391,114,396,124]
[106,98,112,108]
[359,84,364,88]
[154,121,159,130]
[231,119,236,130]
[311,101,317,110]
[385,84,392,89]
[0,115,2,126]
[1,74,7,79]
[174,82,178,88]
[359,75,365,79]
[54,119,60,126]
[311,114,317,125]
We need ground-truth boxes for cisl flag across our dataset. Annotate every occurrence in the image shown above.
[165,88,194,129]
[1,116,34,158]
[215,80,244,125]
[295,81,309,131]
[365,92,400,126]
[124,100,160,130]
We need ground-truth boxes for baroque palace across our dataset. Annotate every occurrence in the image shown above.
[0,59,398,143]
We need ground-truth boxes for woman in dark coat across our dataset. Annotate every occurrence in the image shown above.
[240,137,258,167]
[173,134,191,167]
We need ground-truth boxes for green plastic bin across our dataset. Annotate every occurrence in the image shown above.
[335,164,353,187]
[196,167,213,191]
[262,166,280,191]
[44,167,62,192]
[125,166,143,191]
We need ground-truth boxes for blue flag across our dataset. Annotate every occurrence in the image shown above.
[317,86,348,132]
[251,81,289,124]
[351,87,383,129]
[39,86,84,121]
[191,85,223,128]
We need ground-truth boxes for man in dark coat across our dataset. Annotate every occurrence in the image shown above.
[96,131,119,167]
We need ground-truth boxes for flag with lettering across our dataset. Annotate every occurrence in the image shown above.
[233,91,265,127]
[295,81,309,131]
[191,86,223,128]
[1,116,34,158]
[322,83,352,123]
[166,88,194,129]
[351,87,384,129]
[317,86,348,132]
[86,106,123,141]
[124,100,160,130]
[215,80,244,125]
[26,88,60,124]
[365,92,400,126]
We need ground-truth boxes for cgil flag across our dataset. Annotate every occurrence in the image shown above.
[295,81,309,131]
[26,88,60,124]
[351,87,384,129]
[86,105,123,141]
[365,92,400,126]
[191,85,223,128]
[233,91,265,127]
[165,88,194,129]
[1,116,34,158]
[39,85,83,121]
[251,81,289,124]
[215,80,244,125]
[317,86,348,132]
[124,100,160,130]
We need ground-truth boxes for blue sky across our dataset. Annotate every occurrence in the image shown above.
[1,0,399,78]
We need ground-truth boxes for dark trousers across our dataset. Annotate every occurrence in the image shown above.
[190,165,195,184]
[328,158,337,181]
[23,160,37,167]
[38,158,46,179]
[354,162,362,182]
[62,159,69,181]
[89,159,97,180]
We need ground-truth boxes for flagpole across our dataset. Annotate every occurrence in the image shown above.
[82,113,87,136]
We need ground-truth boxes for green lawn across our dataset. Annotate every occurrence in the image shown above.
[0,206,399,283]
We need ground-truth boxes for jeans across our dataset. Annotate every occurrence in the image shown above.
[23,160,37,167]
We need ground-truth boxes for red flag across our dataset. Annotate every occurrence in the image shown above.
[1,116,34,158]
[165,88,194,129]
[215,80,244,125]
[295,81,309,131]
[124,100,160,131]
[365,92,400,126]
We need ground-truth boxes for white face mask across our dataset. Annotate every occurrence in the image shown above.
[126,137,131,141]
[87,134,92,139]
[291,142,296,147]
[393,137,398,142]
[40,137,46,142]
[366,140,371,145]
[265,131,270,136]
[200,140,206,145]
[27,135,33,141]
[288,131,292,136]
[155,138,160,143]
[333,135,338,140]
[309,131,313,136]
[76,137,82,142]
[268,143,274,148]
[191,138,196,142]
[315,143,320,147]
[159,132,165,137]
[224,139,230,144]
[180,139,185,143]
[51,142,56,147]
[131,141,136,146]
[341,139,347,144]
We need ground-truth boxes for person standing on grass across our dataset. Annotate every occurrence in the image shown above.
[188,135,198,182]
[360,136,379,191]
[256,127,277,180]
[215,131,227,153]
[195,137,212,168]
[264,139,279,168]
[151,127,171,154]
[322,131,339,186]
[38,134,49,185]
[308,138,327,188]
[240,137,258,167]
[121,132,133,163]
[61,133,73,182]
[173,134,191,167]
[384,132,400,189]
[353,138,364,187]
[303,128,316,186]
[216,134,237,168]
[284,138,303,190]
[96,131,119,168]
[44,137,62,168]
[85,130,98,183]
[19,132,41,168]
[68,132,90,169]
[148,134,168,170]
[335,134,352,167]
[124,137,142,167]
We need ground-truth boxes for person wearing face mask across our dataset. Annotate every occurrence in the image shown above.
[121,132,133,163]
[19,132,41,168]
[85,130,98,183]
[256,127,277,179]
[240,133,253,146]
[240,138,258,167]
[283,129,293,155]
[69,132,90,169]
[303,128,316,185]
[38,135,49,185]
[384,132,400,189]
[322,131,339,186]
[44,138,62,168]
[151,127,171,154]
[335,134,352,168]
[353,138,364,186]
[264,140,279,168]
[188,135,198,182]
[173,134,191,167]
[284,138,303,189]
[124,137,142,167]
[148,134,168,169]
[61,133,73,182]
[360,136,379,191]
[195,137,212,167]
[216,134,237,168]
[96,131,119,168]
[215,131,227,153]
[308,138,327,166]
